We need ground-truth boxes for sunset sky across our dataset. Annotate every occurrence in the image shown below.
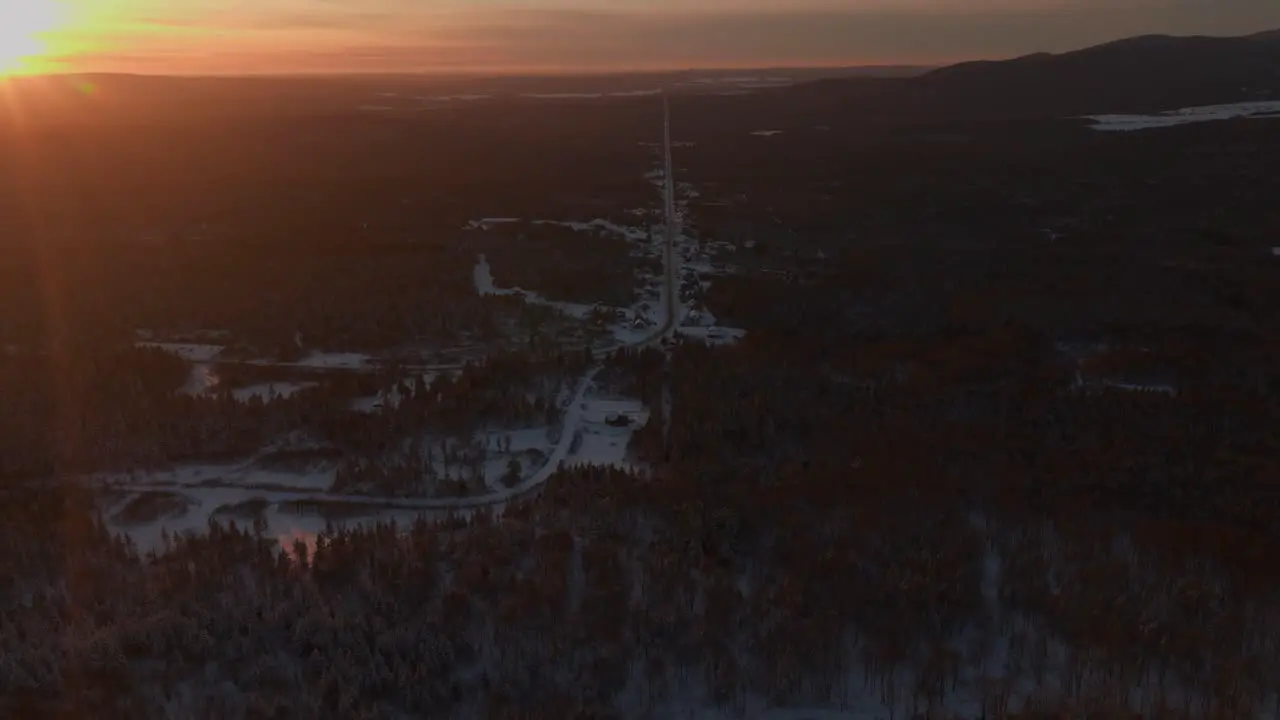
[4,0,1279,75]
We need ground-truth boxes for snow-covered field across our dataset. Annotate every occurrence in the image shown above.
[567,395,650,471]
[532,218,652,242]
[676,306,748,347]
[1084,99,1280,131]
[238,351,374,370]
[103,485,469,558]
[95,368,610,552]
[101,459,337,494]
[350,372,441,412]
[98,458,474,555]
[473,253,596,320]
[465,217,521,230]
[231,382,319,402]
[677,326,747,346]
[286,352,373,369]
[473,250,675,349]
[136,342,224,361]
[180,364,219,395]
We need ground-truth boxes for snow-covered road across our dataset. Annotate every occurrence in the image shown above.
[103,95,684,517]
[107,366,603,512]
[658,92,680,341]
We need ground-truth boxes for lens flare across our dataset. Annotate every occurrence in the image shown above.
[0,0,69,75]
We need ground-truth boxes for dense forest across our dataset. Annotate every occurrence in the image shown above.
[5,35,1280,718]
[4,320,1280,718]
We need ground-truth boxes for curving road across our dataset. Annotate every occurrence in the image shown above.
[112,365,603,512]
[106,95,684,514]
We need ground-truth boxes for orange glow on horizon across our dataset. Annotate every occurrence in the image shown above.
[0,0,73,75]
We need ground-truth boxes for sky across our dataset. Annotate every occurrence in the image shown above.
[5,0,1280,75]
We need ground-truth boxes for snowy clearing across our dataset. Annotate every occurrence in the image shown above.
[99,460,337,494]
[677,326,748,346]
[350,373,440,413]
[98,367,605,552]
[180,364,219,396]
[473,254,597,320]
[136,342,224,362]
[567,395,650,471]
[1083,100,1280,131]
[532,218,652,242]
[231,382,319,402]
[288,352,373,370]
[464,217,522,231]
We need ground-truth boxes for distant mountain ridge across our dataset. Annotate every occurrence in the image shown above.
[785,28,1280,121]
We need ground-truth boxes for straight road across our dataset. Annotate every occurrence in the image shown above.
[658,92,680,341]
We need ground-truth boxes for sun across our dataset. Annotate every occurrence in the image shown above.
[0,0,69,76]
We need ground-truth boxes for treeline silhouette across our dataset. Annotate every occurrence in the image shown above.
[3,462,1279,718]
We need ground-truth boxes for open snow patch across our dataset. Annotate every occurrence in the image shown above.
[180,364,220,396]
[465,217,521,230]
[293,352,372,369]
[136,342,224,362]
[567,396,650,471]
[1084,100,1280,131]
[232,382,318,402]
[533,218,650,242]
[473,255,596,319]
[678,326,747,346]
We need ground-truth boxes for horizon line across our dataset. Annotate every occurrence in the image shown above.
[4,62,939,83]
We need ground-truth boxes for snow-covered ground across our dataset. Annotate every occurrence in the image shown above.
[136,342,224,361]
[350,372,441,413]
[103,485,471,559]
[567,395,650,471]
[231,382,319,402]
[101,460,337,494]
[472,426,556,491]
[677,307,748,347]
[676,326,747,346]
[242,352,374,370]
[1084,99,1280,131]
[290,352,373,369]
[465,217,521,230]
[180,364,219,396]
[532,218,652,242]
[97,367,606,552]
[473,251,675,348]
[473,254,596,320]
